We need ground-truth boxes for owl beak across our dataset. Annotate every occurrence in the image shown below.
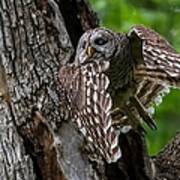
[86,46,95,58]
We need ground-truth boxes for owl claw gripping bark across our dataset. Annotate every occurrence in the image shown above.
[59,26,180,163]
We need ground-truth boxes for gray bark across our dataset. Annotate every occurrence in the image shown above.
[0,0,98,179]
[0,0,179,180]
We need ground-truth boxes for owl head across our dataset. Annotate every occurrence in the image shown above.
[74,28,126,66]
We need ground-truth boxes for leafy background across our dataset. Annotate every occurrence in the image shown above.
[90,0,180,155]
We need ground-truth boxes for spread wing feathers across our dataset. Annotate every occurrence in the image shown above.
[128,25,180,88]
[112,79,169,130]
[59,62,121,163]
[112,25,179,130]
[135,78,170,109]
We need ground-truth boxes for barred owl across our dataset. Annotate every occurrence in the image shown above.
[58,25,180,163]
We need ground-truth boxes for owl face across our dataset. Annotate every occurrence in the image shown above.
[74,28,119,65]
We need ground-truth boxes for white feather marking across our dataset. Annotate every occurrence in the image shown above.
[103,115,111,133]
[105,94,112,112]
[104,75,110,90]
[94,117,100,124]
[174,68,180,73]
[160,86,170,95]
[86,80,91,86]
[167,71,179,77]
[76,118,82,128]
[99,148,105,158]
[86,106,91,113]
[100,61,110,71]
[110,149,121,163]
[89,117,94,126]
[174,62,180,69]
[147,107,155,115]
[87,97,91,106]
[93,84,98,91]
[158,54,166,60]
[86,87,91,97]
[96,126,101,137]
[94,104,99,114]
[93,91,98,103]
[110,133,119,150]
[87,136,93,142]
[120,125,132,134]
[154,95,163,105]
[80,127,87,136]
[83,108,87,115]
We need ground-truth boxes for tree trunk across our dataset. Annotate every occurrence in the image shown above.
[0,0,179,180]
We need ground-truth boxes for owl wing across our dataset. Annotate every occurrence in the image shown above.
[58,61,121,163]
[128,25,180,88]
[115,25,180,129]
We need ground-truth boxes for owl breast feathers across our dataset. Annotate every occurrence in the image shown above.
[59,60,121,163]
[59,25,180,163]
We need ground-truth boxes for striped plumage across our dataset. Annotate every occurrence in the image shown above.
[58,25,180,163]
[59,61,121,163]
[132,25,180,87]
[127,25,180,127]
[111,25,180,129]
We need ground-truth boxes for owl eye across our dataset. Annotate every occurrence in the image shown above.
[94,37,108,46]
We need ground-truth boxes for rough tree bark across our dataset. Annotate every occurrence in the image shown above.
[0,0,179,180]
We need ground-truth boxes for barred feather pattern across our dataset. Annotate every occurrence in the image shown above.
[59,26,180,162]
[112,26,180,129]
[59,61,121,163]
[129,25,180,88]
[130,26,180,116]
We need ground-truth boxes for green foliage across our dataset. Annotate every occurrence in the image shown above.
[90,0,180,155]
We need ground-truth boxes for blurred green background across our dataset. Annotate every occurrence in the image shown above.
[90,0,180,155]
